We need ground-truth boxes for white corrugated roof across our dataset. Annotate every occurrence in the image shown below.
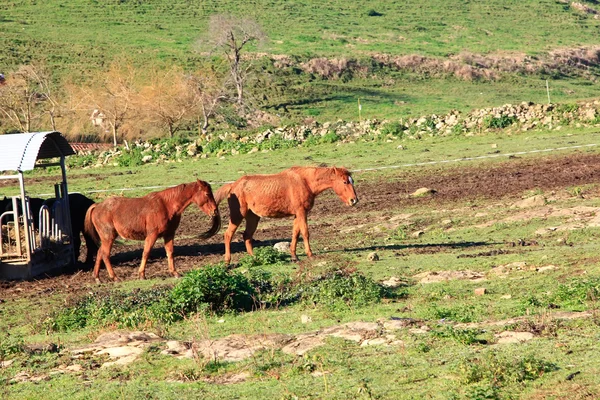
[0,131,75,172]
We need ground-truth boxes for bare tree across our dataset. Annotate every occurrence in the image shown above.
[188,66,228,134]
[83,59,140,146]
[0,65,48,132]
[140,66,199,138]
[206,15,266,107]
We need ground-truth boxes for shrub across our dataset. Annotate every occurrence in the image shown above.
[0,333,24,359]
[380,121,406,137]
[431,326,484,345]
[553,277,600,310]
[45,286,173,331]
[484,115,517,129]
[169,264,255,317]
[300,269,385,309]
[457,351,557,386]
[237,246,289,269]
[115,147,144,167]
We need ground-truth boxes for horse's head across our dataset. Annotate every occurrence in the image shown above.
[331,168,359,207]
[192,180,221,239]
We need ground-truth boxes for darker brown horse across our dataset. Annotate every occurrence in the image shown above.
[214,166,358,264]
[84,180,220,282]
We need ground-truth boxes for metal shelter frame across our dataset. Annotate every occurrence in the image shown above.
[0,131,76,279]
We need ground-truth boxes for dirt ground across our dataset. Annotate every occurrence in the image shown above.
[2,152,600,298]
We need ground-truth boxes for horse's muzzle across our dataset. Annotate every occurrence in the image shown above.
[349,197,359,206]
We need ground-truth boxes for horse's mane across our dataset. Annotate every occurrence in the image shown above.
[288,166,351,176]
[150,182,198,203]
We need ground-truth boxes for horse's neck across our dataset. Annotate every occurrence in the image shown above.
[161,188,194,218]
[301,168,334,195]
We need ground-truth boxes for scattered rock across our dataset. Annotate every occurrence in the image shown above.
[495,331,535,344]
[410,187,437,197]
[273,241,291,253]
[537,265,557,273]
[301,315,312,324]
[412,230,425,238]
[381,277,404,288]
[413,270,485,284]
[367,252,379,261]
[511,195,546,209]
[501,294,512,299]
[474,288,487,296]
[0,359,14,368]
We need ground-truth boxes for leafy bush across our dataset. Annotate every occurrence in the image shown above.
[46,286,173,331]
[243,267,298,307]
[380,121,406,137]
[484,115,517,129]
[457,351,557,386]
[67,153,97,168]
[115,147,145,167]
[431,326,483,345]
[553,277,600,310]
[237,246,289,269]
[300,269,385,310]
[0,333,24,359]
[168,264,255,317]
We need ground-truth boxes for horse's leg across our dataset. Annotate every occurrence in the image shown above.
[224,198,244,264]
[243,211,260,256]
[138,232,159,280]
[92,246,104,283]
[95,236,118,283]
[290,217,301,262]
[163,233,179,278]
[298,213,314,259]
[101,237,119,282]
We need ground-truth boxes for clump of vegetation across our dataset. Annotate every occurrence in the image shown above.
[552,277,600,310]
[484,115,517,129]
[457,351,558,387]
[46,285,173,331]
[431,326,485,345]
[0,333,25,359]
[237,246,290,269]
[168,263,255,318]
[300,268,387,310]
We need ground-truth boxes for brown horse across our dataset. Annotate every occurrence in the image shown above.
[214,166,358,264]
[84,180,220,282]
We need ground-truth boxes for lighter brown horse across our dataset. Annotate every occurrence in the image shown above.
[214,166,358,264]
[84,180,220,282]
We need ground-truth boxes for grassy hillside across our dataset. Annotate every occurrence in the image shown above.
[2,0,600,127]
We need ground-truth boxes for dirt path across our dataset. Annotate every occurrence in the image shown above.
[2,151,600,298]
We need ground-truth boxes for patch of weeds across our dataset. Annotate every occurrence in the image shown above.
[0,333,24,359]
[169,264,255,318]
[300,268,387,310]
[457,351,558,387]
[45,285,173,331]
[388,226,407,241]
[380,121,406,137]
[427,303,482,323]
[243,268,298,307]
[553,277,600,310]
[237,246,290,269]
[484,115,517,129]
[431,326,484,345]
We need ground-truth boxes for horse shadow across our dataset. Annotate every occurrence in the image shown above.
[320,240,501,255]
[103,238,284,266]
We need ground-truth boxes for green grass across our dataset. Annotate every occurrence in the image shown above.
[2,0,600,126]
[3,126,600,398]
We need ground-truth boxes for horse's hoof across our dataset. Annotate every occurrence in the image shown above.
[112,276,121,282]
[138,275,146,280]
[291,257,299,263]
[94,278,101,284]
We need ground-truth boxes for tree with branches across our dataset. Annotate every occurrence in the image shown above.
[83,59,140,146]
[140,66,199,138]
[188,65,229,134]
[206,14,266,108]
[0,64,52,132]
